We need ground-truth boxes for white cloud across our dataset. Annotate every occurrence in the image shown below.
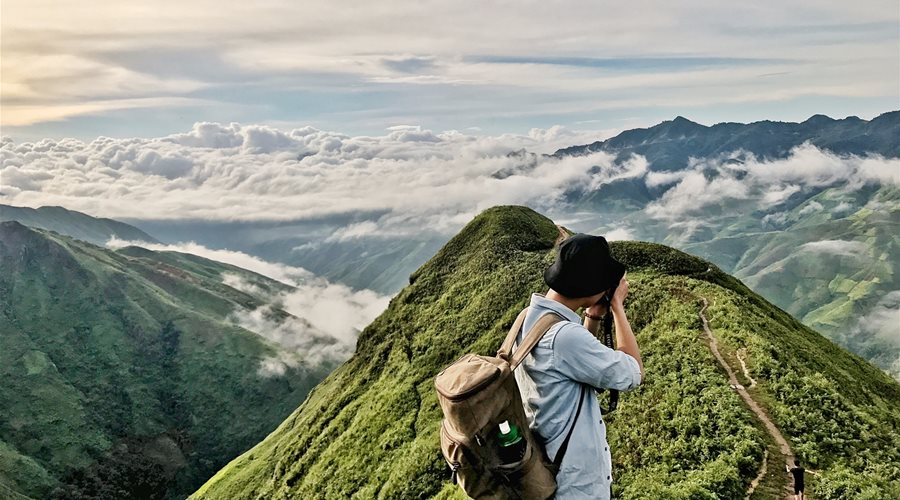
[645,144,900,220]
[832,201,855,215]
[106,238,316,283]
[6,125,898,244]
[645,170,688,188]
[4,123,623,237]
[105,239,391,375]
[228,276,391,375]
[798,239,869,257]
[798,200,824,216]
[2,0,897,132]
[605,227,634,241]
[848,290,900,378]
[646,171,750,218]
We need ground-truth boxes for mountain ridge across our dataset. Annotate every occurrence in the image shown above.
[0,204,159,246]
[553,110,900,168]
[192,205,900,499]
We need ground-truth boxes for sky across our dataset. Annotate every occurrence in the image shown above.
[2,0,898,142]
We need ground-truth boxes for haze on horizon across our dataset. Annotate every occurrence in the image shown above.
[1,0,898,142]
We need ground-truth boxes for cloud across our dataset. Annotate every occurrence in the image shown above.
[832,201,855,215]
[645,170,688,188]
[798,200,824,215]
[645,144,900,221]
[6,125,898,245]
[2,0,896,137]
[3,123,627,237]
[105,239,391,375]
[848,290,900,377]
[228,276,391,375]
[605,228,634,241]
[106,238,316,283]
[798,239,869,257]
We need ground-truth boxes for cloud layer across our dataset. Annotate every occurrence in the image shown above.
[2,0,897,138]
[2,123,625,233]
[6,123,897,243]
[106,238,391,375]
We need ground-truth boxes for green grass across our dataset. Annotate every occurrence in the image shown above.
[193,205,900,499]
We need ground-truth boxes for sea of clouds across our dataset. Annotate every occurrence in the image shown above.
[3,122,898,242]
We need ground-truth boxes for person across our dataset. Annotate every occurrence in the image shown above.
[513,233,644,499]
[786,460,818,500]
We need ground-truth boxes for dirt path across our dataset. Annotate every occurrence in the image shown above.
[699,298,794,497]
[745,449,768,500]
[737,348,758,389]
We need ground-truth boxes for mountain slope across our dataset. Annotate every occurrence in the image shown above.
[192,206,900,499]
[678,185,900,378]
[0,204,158,246]
[0,221,336,499]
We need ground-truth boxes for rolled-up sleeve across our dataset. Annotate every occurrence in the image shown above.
[552,324,642,391]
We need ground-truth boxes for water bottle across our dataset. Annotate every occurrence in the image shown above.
[497,420,527,464]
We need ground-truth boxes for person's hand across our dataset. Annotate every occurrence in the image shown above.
[611,274,629,311]
[585,300,608,319]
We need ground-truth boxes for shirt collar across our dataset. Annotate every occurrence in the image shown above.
[529,292,582,324]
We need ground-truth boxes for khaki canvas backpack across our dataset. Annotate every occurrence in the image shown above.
[434,308,586,499]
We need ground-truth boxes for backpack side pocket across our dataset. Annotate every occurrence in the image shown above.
[440,421,505,500]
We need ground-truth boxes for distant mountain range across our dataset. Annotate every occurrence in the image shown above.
[554,110,900,168]
[0,221,336,499]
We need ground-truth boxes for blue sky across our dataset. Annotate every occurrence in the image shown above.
[2,0,898,142]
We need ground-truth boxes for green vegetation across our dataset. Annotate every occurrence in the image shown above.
[193,205,900,499]
[0,221,334,499]
[682,185,900,379]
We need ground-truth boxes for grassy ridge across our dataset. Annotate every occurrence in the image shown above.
[0,221,333,499]
[193,206,900,499]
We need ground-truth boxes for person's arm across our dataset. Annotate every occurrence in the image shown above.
[554,323,641,391]
[585,275,644,382]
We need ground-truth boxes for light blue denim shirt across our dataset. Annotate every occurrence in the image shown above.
[513,293,642,499]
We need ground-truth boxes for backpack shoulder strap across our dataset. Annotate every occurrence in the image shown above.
[497,308,528,361]
[553,384,586,469]
[509,312,564,370]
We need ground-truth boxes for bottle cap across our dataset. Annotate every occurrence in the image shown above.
[499,420,511,435]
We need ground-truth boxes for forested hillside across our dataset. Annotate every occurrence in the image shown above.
[193,206,900,499]
[0,222,335,499]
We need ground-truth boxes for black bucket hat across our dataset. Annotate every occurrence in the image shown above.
[543,233,626,298]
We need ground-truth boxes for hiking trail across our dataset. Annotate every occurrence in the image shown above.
[745,450,768,500]
[737,348,758,389]
[699,298,794,498]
